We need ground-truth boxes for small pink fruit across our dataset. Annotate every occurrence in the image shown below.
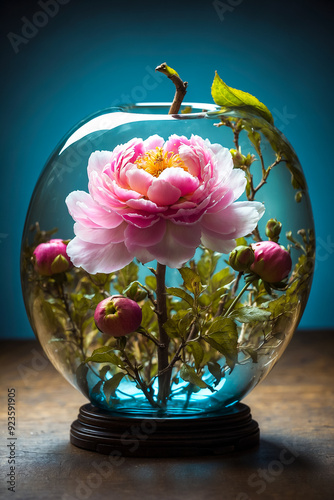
[33,239,72,276]
[250,241,292,283]
[94,296,142,337]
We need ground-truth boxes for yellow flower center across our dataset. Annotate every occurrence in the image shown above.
[134,147,188,177]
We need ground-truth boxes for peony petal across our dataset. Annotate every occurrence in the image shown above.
[213,168,246,202]
[111,181,142,202]
[125,197,166,213]
[201,201,265,238]
[200,231,237,254]
[88,171,124,209]
[178,144,201,178]
[164,134,191,154]
[121,212,159,228]
[210,145,233,184]
[158,167,199,197]
[130,247,155,265]
[166,222,201,248]
[144,134,164,150]
[228,169,248,201]
[125,166,153,195]
[125,219,166,248]
[147,221,198,268]
[204,138,225,155]
[74,221,127,244]
[117,162,136,189]
[115,138,145,166]
[169,200,198,210]
[206,188,235,213]
[66,191,123,229]
[112,139,145,181]
[87,151,112,175]
[190,134,206,148]
[147,179,181,206]
[166,196,211,224]
[66,238,132,274]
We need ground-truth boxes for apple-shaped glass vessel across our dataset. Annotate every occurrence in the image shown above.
[21,103,315,420]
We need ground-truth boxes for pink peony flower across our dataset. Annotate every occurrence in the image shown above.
[250,241,292,283]
[33,239,72,276]
[66,135,264,272]
[94,296,142,337]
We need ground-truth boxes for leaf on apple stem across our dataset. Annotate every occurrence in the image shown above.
[211,71,274,125]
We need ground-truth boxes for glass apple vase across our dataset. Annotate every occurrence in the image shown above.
[21,103,315,434]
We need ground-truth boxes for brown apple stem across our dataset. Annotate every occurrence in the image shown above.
[155,63,188,114]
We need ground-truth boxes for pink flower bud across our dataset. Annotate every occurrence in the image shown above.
[250,241,292,283]
[94,296,142,337]
[33,239,73,276]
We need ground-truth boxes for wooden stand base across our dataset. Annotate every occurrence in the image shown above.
[70,403,259,457]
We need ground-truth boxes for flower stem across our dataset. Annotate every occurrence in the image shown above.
[224,278,255,317]
[156,263,171,405]
[153,64,188,406]
[122,349,160,408]
[56,277,83,351]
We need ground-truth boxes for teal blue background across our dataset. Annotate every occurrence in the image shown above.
[0,0,333,338]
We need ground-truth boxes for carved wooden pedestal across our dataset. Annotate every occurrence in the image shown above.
[70,402,259,457]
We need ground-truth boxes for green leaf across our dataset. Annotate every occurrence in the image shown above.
[167,287,194,307]
[207,361,222,386]
[33,297,61,334]
[188,342,204,370]
[145,275,157,290]
[197,294,212,307]
[197,248,220,282]
[91,380,103,396]
[210,286,228,303]
[204,318,238,369]
[179,267,202,294]
[75,363,89,398]
[229,305,271,323]
[103,373,125,403]
[207,316,232,335]
[180,364,208,389]
[70,292,91,314]
[264,279,300,319]
[178,312,194,336]
[211,71,274,125]
[99,365,111,380]
[85,347,124,368]
[243,348,258,363]
[163,318,180,339]
[212,267,234,290]
[118,336,127,351]
[122,281,139,299]
[141,301,155,328]
[115,261,138,291]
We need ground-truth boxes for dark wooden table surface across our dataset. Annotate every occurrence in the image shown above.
[1,329,333,500]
